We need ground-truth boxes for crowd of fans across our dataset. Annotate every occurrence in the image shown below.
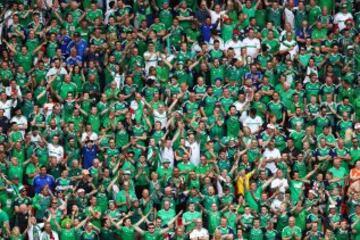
[0,0,359,239]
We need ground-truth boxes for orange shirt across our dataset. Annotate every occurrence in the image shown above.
[350,168,360,183]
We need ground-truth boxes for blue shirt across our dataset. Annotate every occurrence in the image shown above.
[81,146,98,169]
[66,39,88,59]
[58,35,72,56]
[33,174,55,193]
[66,56,82,65]
[200,23,217,42]
[296,27,311,39]
[245,71,263,87]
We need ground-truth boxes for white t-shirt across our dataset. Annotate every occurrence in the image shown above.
[5,86,22,98]
[161,146,175,168]
[43,103,55,117]
[27,223,44,240]
[40,231,59,240]
[186,141,200,166]
[243,116,263,133]
[284,7,295,28]
[0,99,16,119]
[279,40,298,59]
[143,51,159,74]
[208,37,225,51]
[48,143,64,161]
[10,115,28,135]
[190,228,209,240]
[81,132,99,142]
[30,134,42,145]
[334,12,353,30]
[104,9,115,23]
[46,67,68,78]
[153,110,167,129]
[242,37,261,59]
[233,100,248,113]
[209,10,227,29]
[270,198,284,211]
[263,147,281,174]
[271,177,289,193]
[225,39,242,58]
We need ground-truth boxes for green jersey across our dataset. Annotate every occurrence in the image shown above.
[282,225,302,240]
[267,101,285,121]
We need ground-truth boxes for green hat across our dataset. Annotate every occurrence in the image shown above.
[6,188,14,193]
[123,170,131,175]
[187,130,194,134]
[342,77,352,84]
[228,137,238,142]
[221,136,230,145]
[162,159,171,164]
[61,218,73,228]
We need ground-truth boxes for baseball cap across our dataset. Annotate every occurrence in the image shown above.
[77,188,85,193]
[162,159,171,164]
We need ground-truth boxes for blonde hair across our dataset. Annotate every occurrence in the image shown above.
[11,226,20,236]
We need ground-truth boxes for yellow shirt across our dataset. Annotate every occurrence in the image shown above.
[236,171,254,195]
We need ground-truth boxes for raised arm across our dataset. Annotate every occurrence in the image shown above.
[302,165,319,180]
[160,210,183,234]
[133,224,145,235]
[134,210,152,227]
[254,0,262,8]
[168,93,183,113]
[74,216,90,230]
[262,175,276,189]
[33,41,48,55]
[161,55,173,69]
[52,9,64,24]
[3,39,17,53]
[112,212,135,228]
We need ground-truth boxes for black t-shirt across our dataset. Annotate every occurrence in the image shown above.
[12,212,29,232]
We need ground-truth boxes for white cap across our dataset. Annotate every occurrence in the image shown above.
[77,188,85,193]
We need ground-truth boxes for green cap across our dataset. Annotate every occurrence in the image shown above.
[162,159,171,164]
